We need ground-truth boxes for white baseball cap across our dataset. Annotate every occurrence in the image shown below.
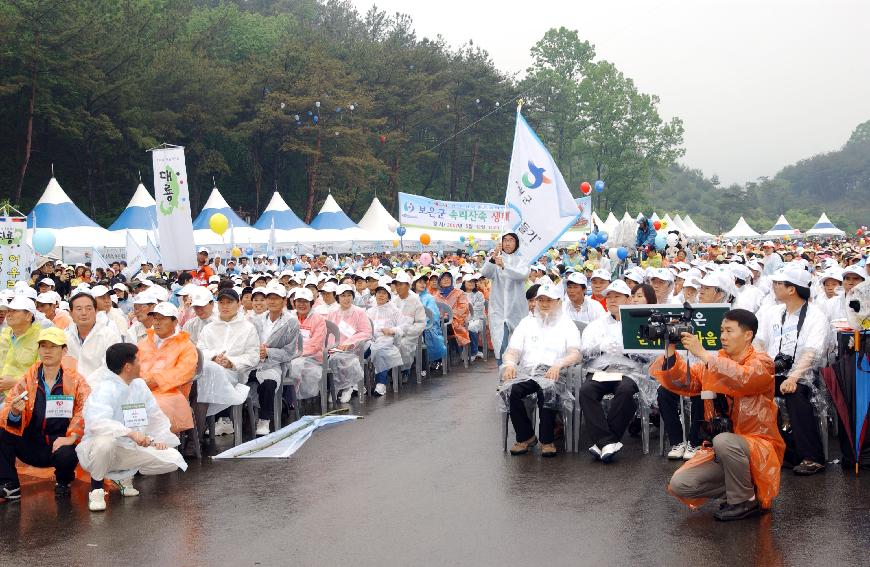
[623,268,645,284]
[393,271,412,284]
[818,270,843,283]
[566,272,588,286]
[112,283,129,293]
[762,240,776,248]
[292,287,314,302]
[649,268,674,283]
[604,280,632,296]
[264,284,287,298]
[769,265,812,288]
[8,296,36,315]
[590,269,612,282]
[843,266,867,280]
[89,285,110,297]
[38,278,55,287]
[133,292,159,305]
[535,283,563,300]
[320,282,338,294]
[149,302,179,318]
[375,276,393,295]
[36,291,60,305]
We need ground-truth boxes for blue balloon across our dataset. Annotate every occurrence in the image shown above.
[244,247,254,256]
[655,233,667,250]
[616,247,628,260]
[396,226,407,237]
[598,231,608,244]
[459,236,465,243]
[32,229,55,255]
[587,233,598,248]
[312,115,319,124]
[594,180,605,192]
[293,262,303,271]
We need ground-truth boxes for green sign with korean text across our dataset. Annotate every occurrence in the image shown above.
[619,303,731,354]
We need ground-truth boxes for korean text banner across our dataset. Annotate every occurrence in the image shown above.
[0,217,28,289]
[398,193,509,233]
[619,304,730,354]
[504,111,580,266]
[151,147,196,271]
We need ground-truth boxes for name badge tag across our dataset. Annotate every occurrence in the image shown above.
[338,320,355,338]
[45,395,74,419]
[300,329,311,340]
[122,403,148,428]
[592,371,623,383]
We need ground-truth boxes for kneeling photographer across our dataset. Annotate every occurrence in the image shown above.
[650,309,785,522]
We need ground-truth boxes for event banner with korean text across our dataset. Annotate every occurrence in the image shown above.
[398,193,509,233]
[0,216,28,289]
[571,197,592,230]
[619,303,730,354]
[151,146,196,271]
[503,110,580,265]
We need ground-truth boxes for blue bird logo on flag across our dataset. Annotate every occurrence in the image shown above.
[521,160,552,189]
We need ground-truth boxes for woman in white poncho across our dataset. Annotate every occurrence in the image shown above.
[326,284,372,403]
[366,277,405,397]
[481,233,529,365]
[77,343,187,512]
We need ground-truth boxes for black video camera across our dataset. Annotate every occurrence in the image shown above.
[700,394,733,443]
[638,302,696,344]
[773,352,794,379]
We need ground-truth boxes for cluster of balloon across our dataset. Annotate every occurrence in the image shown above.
[594,180,605,193]
[209,213,229,235]
[231,247,242,258]
[580,181,592,195]
[419,233,431,245]
[32,229,55,255]
[420,252,433,266]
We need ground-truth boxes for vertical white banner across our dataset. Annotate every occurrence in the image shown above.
[152,147,196,271]
[504,110,580,266]
[0,217,28,289]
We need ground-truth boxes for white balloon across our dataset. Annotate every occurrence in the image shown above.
[609,247,619,260]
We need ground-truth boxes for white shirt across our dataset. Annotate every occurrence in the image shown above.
[754,301,829,382]
[563,298,606,325]
[507,313,581,368]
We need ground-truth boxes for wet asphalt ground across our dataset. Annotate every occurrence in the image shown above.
[1,358,868,567]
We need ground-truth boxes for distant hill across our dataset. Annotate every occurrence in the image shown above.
[647,120,869,235]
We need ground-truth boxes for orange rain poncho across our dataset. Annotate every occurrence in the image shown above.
[650,346,785,509]
[137,329,198,433]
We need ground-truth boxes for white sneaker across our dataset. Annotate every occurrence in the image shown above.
[112,477,139,497]
[374,383,387,396]
[588,444,602,460]
[215,417,234,436]
[255,419,270,436]
[339,388,353,404]
[600,442,623,463]
[475,351,484,360]
[667,442,686,460]
[88,489,107,512]
[683,443,698,460]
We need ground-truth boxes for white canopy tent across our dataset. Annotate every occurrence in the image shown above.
[683,214,715,240]
[356,197,401,242]
[722,216,761,239]
[805,212,845,237]
[763,214,801,238]
[671,214,691,234]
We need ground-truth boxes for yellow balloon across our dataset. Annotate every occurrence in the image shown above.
[392,239,399,247]
[231,246,241,258]
[660,221,668,228]
[209,213,229,235]
[469,235,475,242]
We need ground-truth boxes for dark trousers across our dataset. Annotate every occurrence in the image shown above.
[578,377,638,447]
[657,388,704,446]
[509,380,556,444]
[775,376,824,464]
[0,430,79,487]
[257,379,278,421]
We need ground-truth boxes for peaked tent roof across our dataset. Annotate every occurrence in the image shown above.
[253,192,308,230]
[357,197,400,241]
[109,183,157,231]
[650,212,661,222]
[671,214,690,234]
[683,215,714,239]
[764,214,800,237]
[309,194,360,230]
[806,212,845,236]
[192,187,251,230]
[27,177,100,229]
[722,216,760,239]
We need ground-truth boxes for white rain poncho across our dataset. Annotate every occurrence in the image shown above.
[392,292,427,369]
[64,312,123,386]
[326,305,371,392]
[196,311,259,414]
[754,302,830,387]
[481,247,529,356]
[497,308,582,414]
[366,302,405,374]
[580,314,657,407]
[76,370,187,481]
[465,290,486,334]
[251,310,300,385]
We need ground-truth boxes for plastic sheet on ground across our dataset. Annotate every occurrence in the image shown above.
[213,414,361,459]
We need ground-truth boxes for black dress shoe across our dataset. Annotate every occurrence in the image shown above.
[54,483,71,497]
[713,499,760,521]
[793,460,825,476]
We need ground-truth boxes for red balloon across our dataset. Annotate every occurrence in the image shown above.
[580,181,592,194]
[379,135,386,144]
[858,229,864,236]
[653,220,662,230]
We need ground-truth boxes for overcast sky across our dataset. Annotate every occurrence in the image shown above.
[351,0,869,185]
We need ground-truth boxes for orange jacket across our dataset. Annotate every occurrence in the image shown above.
[137,329,197,432]
[650,346,784,509]
[0,357,90,440]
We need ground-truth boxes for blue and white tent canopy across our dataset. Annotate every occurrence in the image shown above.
[305,194,375,242]
[26,177,122,249]
[763,214,800,238]
[254,192,308,230]
[192,187,265,246]
[805,212,845,237]
[108,183,157,245]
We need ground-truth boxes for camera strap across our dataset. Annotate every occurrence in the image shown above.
[777,301,808,360]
